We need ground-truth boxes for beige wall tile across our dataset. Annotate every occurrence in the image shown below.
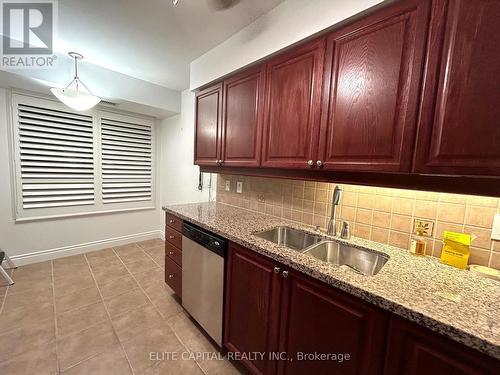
[372,211,391,227]
[468,248,490,267]
[464,226,492,250]
[414,200,438,219]
[303,200,314,214]
[490,252,500,270]
[354,224,371,240]
[437,203,466,224]
[342,192,357,207]
[357,193,374,209]
[315,189,328,203]
[434,222,463,240]
[389,231,410,250]
[466,195,499,208]
[374,195,393,212]
[371,228,389,244]
[493,240,500,252]
[465,206,496,228]
[340,206,356,222]
[304,187,315,201]
[356,209,372,225]
[391,215,412,233]
[392,198,414,216]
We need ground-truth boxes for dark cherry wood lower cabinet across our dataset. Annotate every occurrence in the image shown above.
[277,270,388,375]
[224,242,282,375]
[384,317,499,375]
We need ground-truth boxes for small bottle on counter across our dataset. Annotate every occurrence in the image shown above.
[410,223,427,256]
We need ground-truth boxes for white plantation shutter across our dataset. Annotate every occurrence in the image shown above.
[11,93,156,220]
[17,103,95,209]
[100,115,153,204]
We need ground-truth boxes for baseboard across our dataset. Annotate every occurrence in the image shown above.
[9,230,163,266]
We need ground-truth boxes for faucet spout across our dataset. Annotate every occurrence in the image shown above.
[327,185,342,236]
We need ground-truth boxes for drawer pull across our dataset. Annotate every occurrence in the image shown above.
[168,274,174,279]
[169,236,175,239]
[169,251,174,255]
[274,267,281,274]
[282,271,289,278]
[169,219,175,224]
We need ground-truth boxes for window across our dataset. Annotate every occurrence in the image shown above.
[10,92,156,220]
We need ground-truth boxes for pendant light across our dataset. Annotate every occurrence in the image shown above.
[50,52,101,111]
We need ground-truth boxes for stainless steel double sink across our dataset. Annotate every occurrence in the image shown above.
[254,226,389,276]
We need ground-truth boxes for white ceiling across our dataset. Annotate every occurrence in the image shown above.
[56,0,284,91]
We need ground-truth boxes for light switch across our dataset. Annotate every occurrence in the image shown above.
[225,180,230,191]
[492,214,500,241]
[236,181,243,194]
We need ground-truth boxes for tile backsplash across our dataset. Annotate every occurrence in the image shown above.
[217,174,500,270]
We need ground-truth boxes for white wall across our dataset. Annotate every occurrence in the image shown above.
[190,0,383,89]
[158,90,215,216]
[0,88,162,265]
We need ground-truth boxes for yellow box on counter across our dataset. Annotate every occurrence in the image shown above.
[440,231,471,270]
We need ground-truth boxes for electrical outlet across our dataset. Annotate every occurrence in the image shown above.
[225,180,230,191]
[236,181,243,194]
[491,214,500,241]
[413,219,434,237]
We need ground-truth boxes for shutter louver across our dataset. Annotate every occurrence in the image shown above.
[101,117,152,204]
[18,104,95,209]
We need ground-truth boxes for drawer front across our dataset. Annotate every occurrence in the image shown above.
[166,213,183,232]
[165,255,182,296]
[166,226,182,249]
[165,241,182,267]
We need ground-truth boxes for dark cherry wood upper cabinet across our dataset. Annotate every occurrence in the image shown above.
[413,0,500,176]
[261,38,325,169]
[384,316,500,375]
[194,83,223,166]
[319,0,430,172]
[221,66,265,167]
[277,269,388,375]
[224,242,282,375]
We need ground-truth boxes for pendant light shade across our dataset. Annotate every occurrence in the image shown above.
[51,52,101,111]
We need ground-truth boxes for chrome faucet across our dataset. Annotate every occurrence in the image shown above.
[327,185,343,236]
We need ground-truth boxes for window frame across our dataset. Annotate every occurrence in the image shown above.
[9,90,157,222]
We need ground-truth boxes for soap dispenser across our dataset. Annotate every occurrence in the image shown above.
[410,222,427,256]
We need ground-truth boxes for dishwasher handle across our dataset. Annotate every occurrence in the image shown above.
[182,222,226,257]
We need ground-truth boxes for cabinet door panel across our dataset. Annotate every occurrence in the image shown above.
[224,243,281,375]
[194,83,222,166]
[278,270,387,375]
[414,0,500,175]
[320,0,429,172]
[222,67,264,167]
[384,316,499,375]
[262,39,325,169]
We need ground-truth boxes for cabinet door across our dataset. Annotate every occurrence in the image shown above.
[278,270,387,375]
[384,316,499,375]
[261,38,325,169]
[413,0,500,176]
[194,83,222,166]
[221,66,265,167]
[319,0,430,172]
[224,243,282,375]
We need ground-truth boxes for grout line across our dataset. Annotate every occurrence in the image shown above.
[82,252,136,375]
[50,260,61,374]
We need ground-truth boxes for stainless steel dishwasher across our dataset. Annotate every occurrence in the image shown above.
[182,222,226,347]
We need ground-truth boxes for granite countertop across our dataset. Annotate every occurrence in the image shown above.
[163,202,500,360]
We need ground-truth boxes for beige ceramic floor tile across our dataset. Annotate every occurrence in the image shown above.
[84,248,117,264]
[144,246,165,264]
[98,274,139,299]
[111,304,164,342]
[57,302,109,338]
[11,261,52,282]
[57,320,118,371]
[53,266,92,282]
[137,239,164,250]
[133,267,165,287]
[104,288,149,317]
[55,285,101,314]
[92,263,129,285]
[0,341,57,375]
[151,294,183,320]
[113,243,142,256]
[53,254,87,268]
[121,326,185,374]
[4,277,53,296]
[0,318,55,362]
[60,345,132,375]
[89,256,123,271]
[54,273,95,296]
[115,248,147,265]
[143,357,204,375]
[142,279,175,301]
[126,257,159,275]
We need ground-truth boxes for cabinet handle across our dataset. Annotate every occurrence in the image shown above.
[169,251,174,255]
[274,267,281,274]
[282,270,289,278]
[217,159,223,166]
[307,160,314,167]
[169,219,175,224]
[316,160,323,167]
[169,236,175,239]
[168,274,174,279]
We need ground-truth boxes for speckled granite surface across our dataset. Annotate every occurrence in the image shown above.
[163,202,500,360]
